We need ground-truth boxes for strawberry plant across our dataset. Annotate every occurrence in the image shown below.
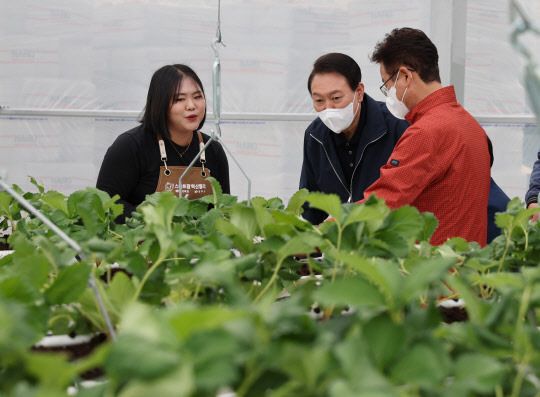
[0,178,539,396]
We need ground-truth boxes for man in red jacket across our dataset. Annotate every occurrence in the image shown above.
[361,27,491,246]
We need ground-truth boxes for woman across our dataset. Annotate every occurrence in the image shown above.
[97,64,230,223]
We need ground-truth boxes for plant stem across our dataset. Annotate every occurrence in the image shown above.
[510,284,532,397]
[254,258,283,303]
[331,225,342,283]
[132,256,164,301]
[192,281,201,300]
[497,230,512,274]
[236,361,263,397]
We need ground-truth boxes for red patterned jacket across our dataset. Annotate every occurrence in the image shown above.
[359,86,490,246]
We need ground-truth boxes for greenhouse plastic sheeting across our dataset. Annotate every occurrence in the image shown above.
[0,0,539,202]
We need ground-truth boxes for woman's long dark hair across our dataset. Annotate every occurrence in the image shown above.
[140,64,206,139]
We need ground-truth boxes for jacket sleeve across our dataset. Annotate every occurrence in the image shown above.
[358,125,444,208]
[526,149,540,205]
[96,133,140,222]
[299,133,327,224]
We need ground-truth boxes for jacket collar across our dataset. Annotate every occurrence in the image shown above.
[405,86,457,125]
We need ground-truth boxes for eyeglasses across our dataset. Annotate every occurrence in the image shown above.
[379,68,415,97]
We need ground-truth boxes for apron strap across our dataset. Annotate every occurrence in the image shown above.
[156,131,207,176]
[155,132,170,176]
[197,131,206,163]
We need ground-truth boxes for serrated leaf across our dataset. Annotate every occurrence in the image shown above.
[400,257,457,303]
[419,211,438,242]
[106,334,180,380]
[107,271,136,313]
[469,272,524,289]
[306,192,343,223]
[0,191,13,215]
[342,203,385,229]
[272,211,313,230]
[364,315,406,370]
[25,351,78,389]
[168,307,246,341]
[253,204,274,237]
[390,343,447,388]
[229,205,258,240]
[286,189,309,216]
[453,353,506,393]
[371,231,409,258]
[381,206,423,240]
[45,262,91,305]
[313,277,386,308]
[336,253,400,310]
[494,213,513,231]
[277,235,316,262]
[41,191,68,214]
[215,218,253,253]
[29,176,45,194]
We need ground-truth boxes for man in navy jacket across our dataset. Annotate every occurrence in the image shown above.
[299,52,508,243]
[300,53,408,224]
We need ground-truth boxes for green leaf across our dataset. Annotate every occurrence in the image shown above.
[45,262,91,305]
[25,351,78,389]
[86,238,120,254]
[272,211,313,230]
[469,273,524,289]
[41,190,68,214]
[106,334,180,380]
[29,176,45,194]
[494,213,513,232]
[216,218,253,253]
[418,212,438,242]
[364,315,406,370]
[306,192,343,223]
[453,353,506,393]
[276,235,316,262]
[197,208,223,234]
[371,231,409,258]
[168,306,247,341]
[390,343,447,388]
[342,203,387,229]
[286,189,309,216]
[115,364,194,397]
[313,277,386,308]
[400,257,457,303]
[254,203,274,237]
[381,206,423,240]
[107,271,136,313]
[0,191,13,216]
[337,254,401,310]
[229,204,258,240]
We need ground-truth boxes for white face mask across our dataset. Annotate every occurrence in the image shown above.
[317,96,360,134]
[385,71,409,120]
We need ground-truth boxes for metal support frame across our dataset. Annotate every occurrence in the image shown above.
[0,177,116,340]
[430,0,468,104]
[179,0,252,205]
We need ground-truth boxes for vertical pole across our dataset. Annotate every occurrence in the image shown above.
[430,0,468,104]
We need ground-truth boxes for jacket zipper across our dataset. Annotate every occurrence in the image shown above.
[348,130,387,201]
[310,134,350,197]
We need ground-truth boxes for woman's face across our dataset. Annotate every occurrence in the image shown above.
[167,77,206,136]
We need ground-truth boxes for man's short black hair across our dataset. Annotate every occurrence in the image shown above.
[370,27,441,84]
[141,64,206,139]
[308,53,362,94]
